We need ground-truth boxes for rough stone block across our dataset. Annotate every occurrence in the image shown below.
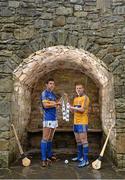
[97,0,111,11]
[14,26,35,40]
[0,151,9,168]
[0,75,13,92]
[8,1,20,8]
[66,17,77,24]
[0,140,9,151]
[0,50,13,57]
[0,7,12,17]
[78,36,88,48]
[56,7,73,15]
[1,32,14,40]
[114,6,125,14]
[117,134,125,153]
[74,11,87,17]
[35,19,52,28]
[0,116,10,131]
[70,0,84,4]
[0,102,11,115]
[53,16,65,27]
[0,131,10,139]
[116,119,125,128]
[74,5,83,11]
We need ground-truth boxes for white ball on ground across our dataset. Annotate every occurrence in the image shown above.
[64,159,69,164]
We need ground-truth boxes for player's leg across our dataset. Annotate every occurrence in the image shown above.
[47,128,56,160]
[78,125,89,167]
[47,120,58,161]
[72,125,83,162]
[41,127,51,167]
[80,131,89,162]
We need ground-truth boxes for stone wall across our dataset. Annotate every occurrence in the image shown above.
[9,81,31,163]
[0,0,125,168]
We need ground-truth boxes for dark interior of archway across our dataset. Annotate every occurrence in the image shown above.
[27,69,102,157]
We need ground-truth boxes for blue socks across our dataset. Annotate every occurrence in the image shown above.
[40,140,53,160]
[41,139,47,160]
[83,143,89,162]
[77,143,83,159]
[47,141,53,158]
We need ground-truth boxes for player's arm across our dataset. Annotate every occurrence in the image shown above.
[56,98,62,109]
[70,106,84,113]
[70,99,75,113]
[42,100,61,108]
[70,96,88,113]
[41,91,60,108]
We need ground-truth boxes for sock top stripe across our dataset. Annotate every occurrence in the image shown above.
[41,139,47,143]
[83,143,88,147]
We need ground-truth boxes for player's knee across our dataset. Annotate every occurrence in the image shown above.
[77,141,82,144]
[48,134,54,141]
[48,137,53,141]
[42,135,49,141]
[81,138,88,144]
[76,138,81,143]
[83,140,88,144]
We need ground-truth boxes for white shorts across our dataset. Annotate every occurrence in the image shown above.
[43,120,58,129]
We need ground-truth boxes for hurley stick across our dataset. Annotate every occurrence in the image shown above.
[11,124,31,167]
[92,123,114,170]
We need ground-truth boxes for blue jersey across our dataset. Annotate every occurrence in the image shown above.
[40,90,57,121]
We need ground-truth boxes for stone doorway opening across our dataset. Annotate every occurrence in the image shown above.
[10,46,116,164]
[28,68,101,156]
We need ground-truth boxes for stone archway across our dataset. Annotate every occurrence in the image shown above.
[10,46,116,163]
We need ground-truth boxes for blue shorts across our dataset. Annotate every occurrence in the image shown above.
[73,124,88,133]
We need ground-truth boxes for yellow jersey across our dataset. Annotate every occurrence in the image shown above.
[73,95,90,125]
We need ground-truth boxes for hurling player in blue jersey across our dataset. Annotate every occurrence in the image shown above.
[40,78,61,167]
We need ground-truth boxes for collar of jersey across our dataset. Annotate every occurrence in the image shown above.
[46,89,52,93]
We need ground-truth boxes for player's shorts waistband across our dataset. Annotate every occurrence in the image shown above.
[73,124,88,133]
[43,120,58,128]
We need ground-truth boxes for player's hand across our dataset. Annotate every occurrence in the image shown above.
[70,105,72,109]
[64,93,68,97]
[64,93,68,99]
[69,105,74,113]
[70,105,74,110]
[56,101,62,108]
[70,106,78,112]
[56,101,61,106]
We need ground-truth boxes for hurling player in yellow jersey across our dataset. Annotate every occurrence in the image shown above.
[70,82,90,168]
